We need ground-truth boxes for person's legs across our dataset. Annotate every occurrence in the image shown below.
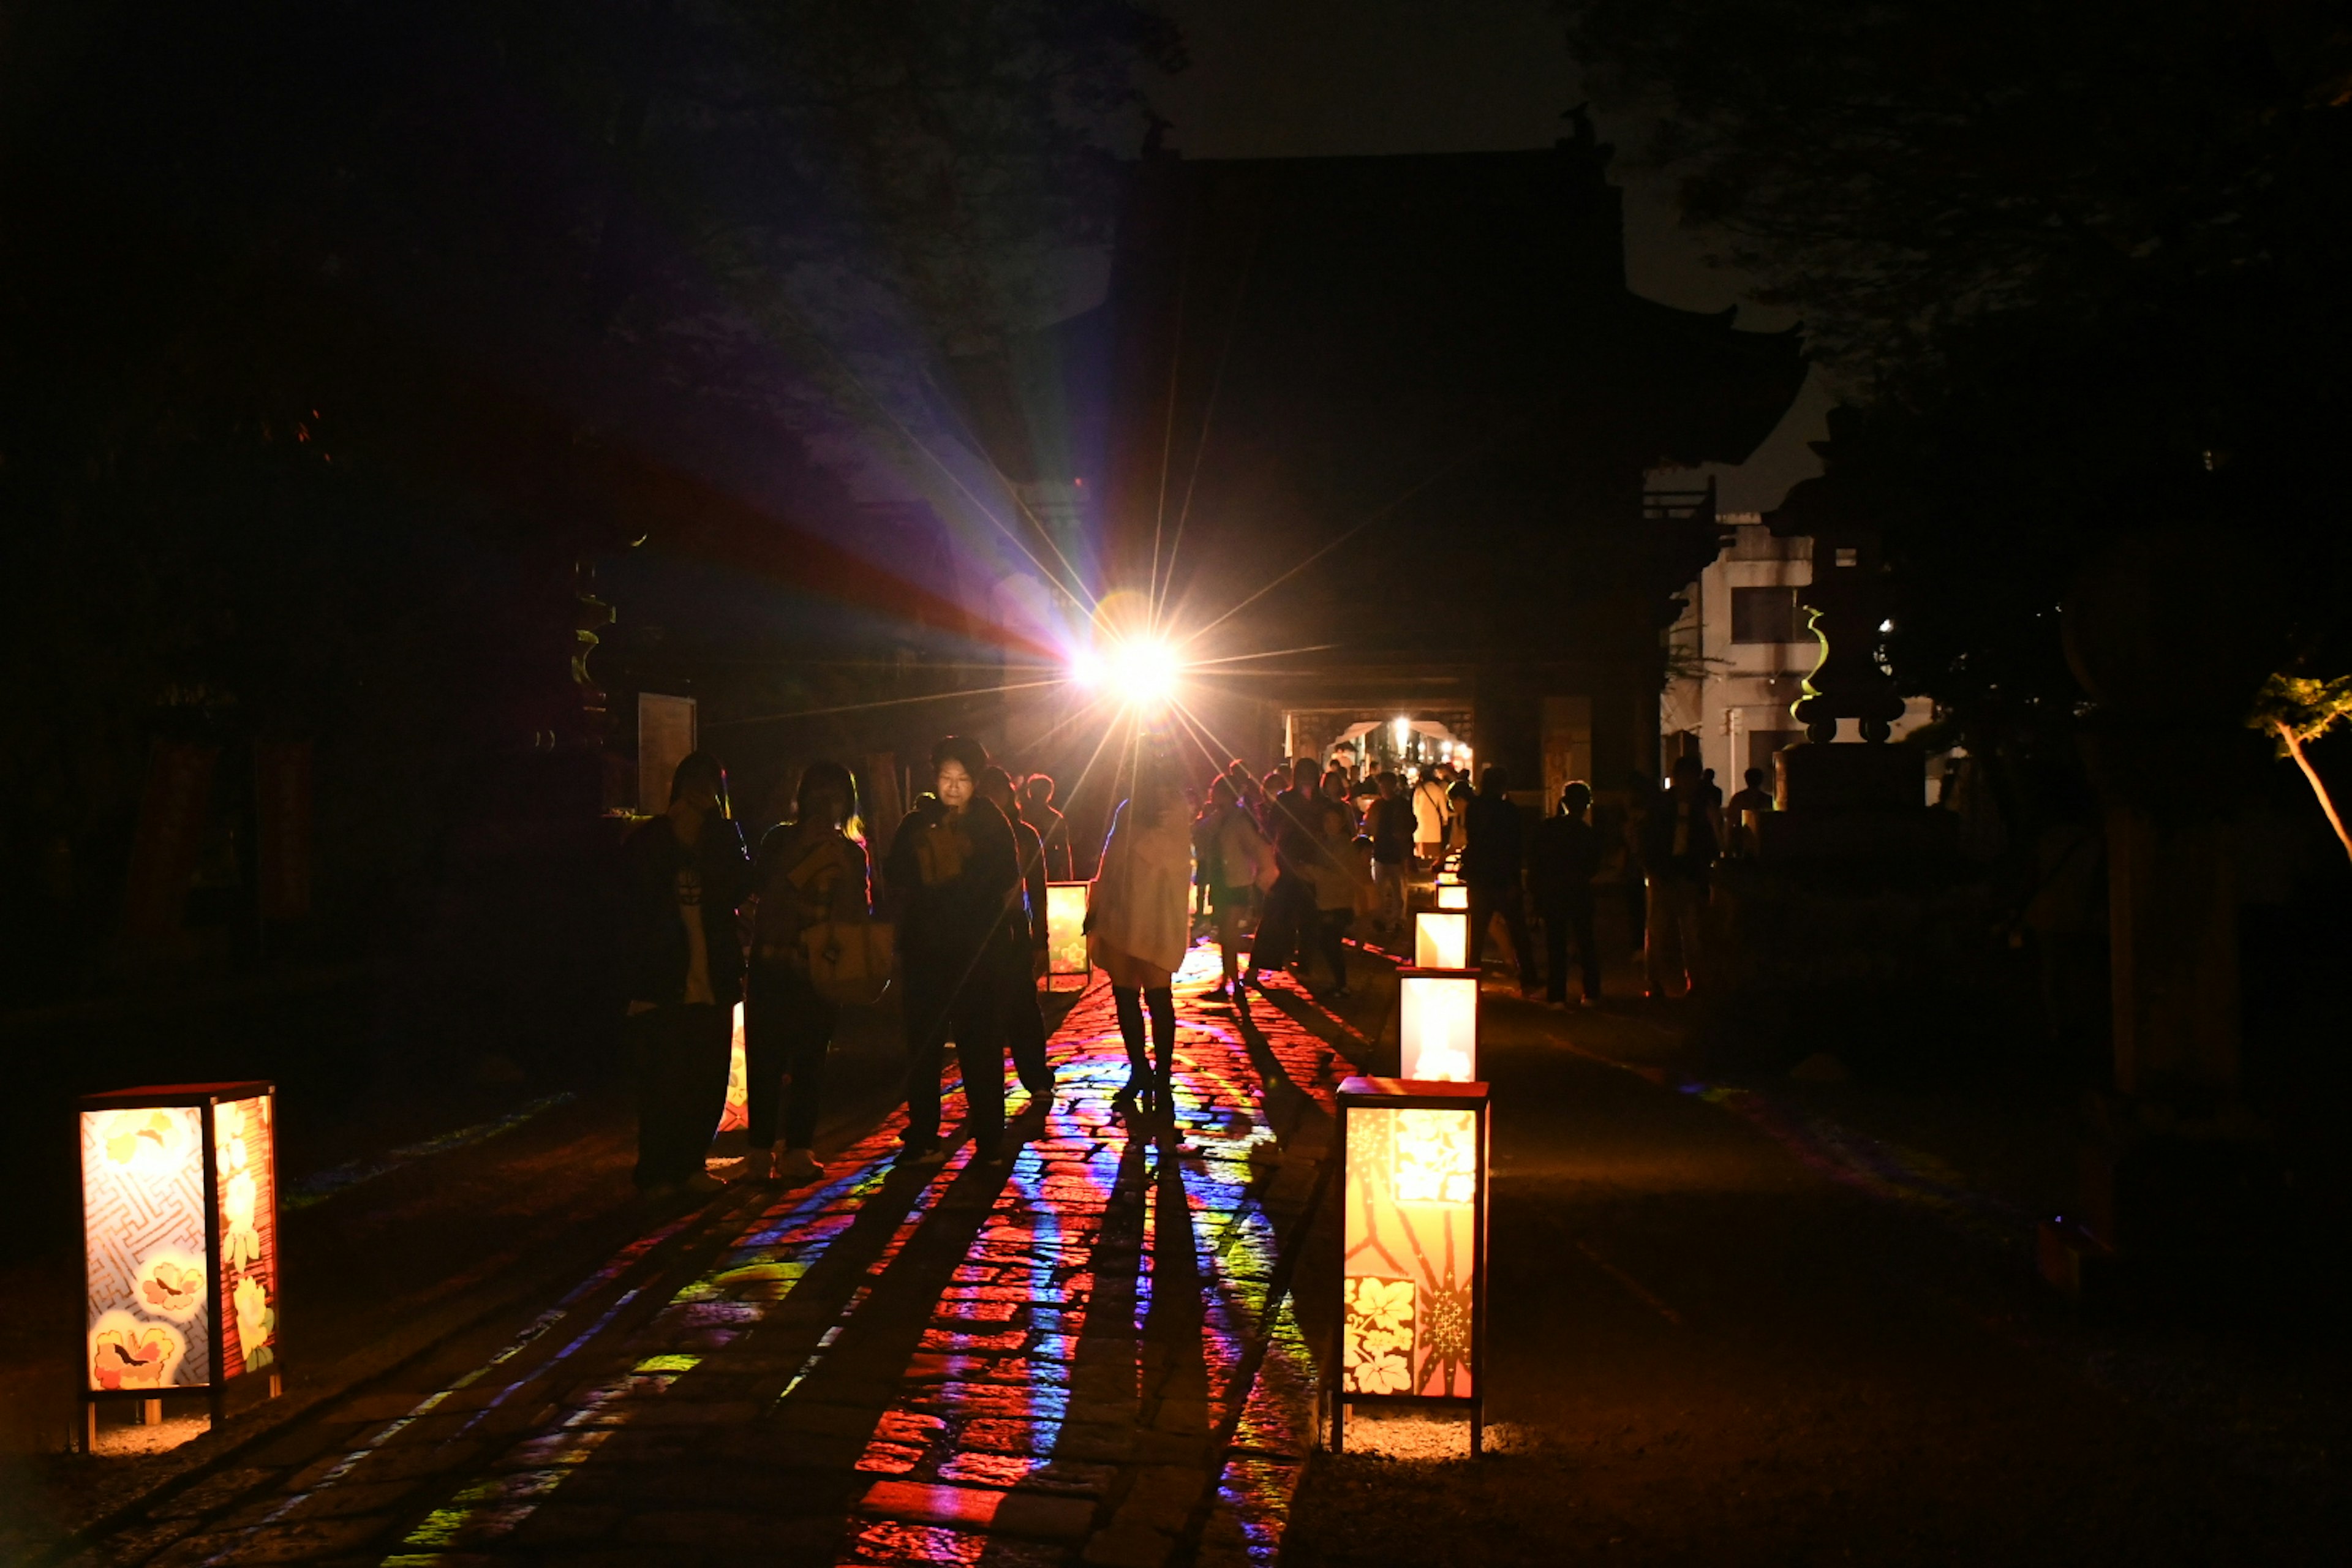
[949,978,1008,1151]
[1248,875,1300,981]
[1113,984,1150,1090]
[1213,901,1242,987]
[1572,902,1602,1001]
[1643,878,1673,995]
[1675,881,1706,993]
[1542,908,1570,1003]
[626,1006,672,1190]
[900,968,949,1150]
[1374,860,1404,930]
[1317,908,1352,990]
[1499,891,1539,995]
[780,968,837,1153]
[1145,986,1176,1086]
[742,966,785,1154]
[652,1002,731,1187]
[1003,948,1052,1096]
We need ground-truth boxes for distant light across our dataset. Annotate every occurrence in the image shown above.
[1392,716,1411,751]
[1879,619,1895,634]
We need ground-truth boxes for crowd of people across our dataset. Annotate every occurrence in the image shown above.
[611,734,1757,1199]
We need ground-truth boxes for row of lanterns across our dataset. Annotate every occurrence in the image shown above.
[1334,857,1491,1455]
[72,869,1485,1452]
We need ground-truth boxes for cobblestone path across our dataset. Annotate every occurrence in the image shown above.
[100,948,1370,1568]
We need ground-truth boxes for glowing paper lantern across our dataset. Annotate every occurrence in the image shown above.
[717,1001,749,1134]
[78,1082,282,1446]
[1046,881,1089,991]
[1398,967,1479,1082]
[1332,1077,1490,1454]
[1436,883,1468,911]
[1414,911,1468,971]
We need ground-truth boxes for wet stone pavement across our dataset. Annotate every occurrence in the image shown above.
[93,947,1366,1568]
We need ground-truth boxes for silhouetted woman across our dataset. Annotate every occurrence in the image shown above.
[745,761,869,1186]
[1088,750,1194,1115]
[884,735,1022,1164]
[619,752,750,1196]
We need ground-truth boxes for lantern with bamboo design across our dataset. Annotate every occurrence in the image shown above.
[1332,1076,1490,1453]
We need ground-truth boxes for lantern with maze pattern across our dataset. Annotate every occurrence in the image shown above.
[1332,1076,1490,1454]
[1046,881,1090,990]
[78,1081,281,1445]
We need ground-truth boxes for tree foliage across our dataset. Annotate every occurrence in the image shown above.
[0,1,1181,995]
[1558,0,2352,376]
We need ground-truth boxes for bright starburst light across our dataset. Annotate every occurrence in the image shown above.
[1071,633,1183,711]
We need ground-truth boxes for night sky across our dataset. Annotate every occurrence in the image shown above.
[1142,0,1829,515]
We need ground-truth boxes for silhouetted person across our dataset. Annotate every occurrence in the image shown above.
[1411,763,1453,863]
[1366,771,1414,934]
[1019,772,1072,882]
[745,761,868,1185]
[1246,757,1334,989]
[885,735,1022,1163]
[1462,766,1539,999]
[620,752,750,1196]
[1089,750,1194,1118]
[1642,755,1719,998]
[1198,775,1268,999]
[1725,766,1775,859]
[1531,780,1603,1007]
[979,766,1055,1106]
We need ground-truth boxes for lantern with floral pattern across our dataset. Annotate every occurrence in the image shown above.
[78,1081,281,1445]
[1332,1076,1490,1453]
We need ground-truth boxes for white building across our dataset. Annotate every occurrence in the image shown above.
[1660,518,1932,794]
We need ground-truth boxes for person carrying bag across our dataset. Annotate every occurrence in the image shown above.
[745,761,876,1186]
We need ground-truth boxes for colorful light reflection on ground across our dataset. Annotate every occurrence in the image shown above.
[172,942,1363,1568]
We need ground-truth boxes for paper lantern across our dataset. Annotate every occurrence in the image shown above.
[1436,883,1468,911]
[1414,911,1468,971]
[1046,881,1089,990]
[78,1081,282,1444]
[1398,968,1478,1082]
[1332,1077,1489,1453]
[717,1000,748,1133]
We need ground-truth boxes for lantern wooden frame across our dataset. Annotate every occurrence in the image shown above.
[1045,881,1090,991]
[1413,910,1468,971]
[1331,1076,1490,1455]
[77,1080,282,1447]
[1396,967,1479,1081]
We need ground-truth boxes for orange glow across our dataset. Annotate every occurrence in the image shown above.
[1337,1077,1488,1438]
[1398,969,1477,1082]
[1436,884,1468,911]
[1413,911,1467,970]
[1046,882,1089,983]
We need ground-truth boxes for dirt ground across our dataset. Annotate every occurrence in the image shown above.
[1281,960,2352,1567]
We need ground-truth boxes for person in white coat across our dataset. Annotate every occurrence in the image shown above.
[1088,750,1195,1117]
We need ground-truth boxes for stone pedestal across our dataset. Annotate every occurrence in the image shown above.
[1759,743,1954,863]
[2043,533,2286,1308]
